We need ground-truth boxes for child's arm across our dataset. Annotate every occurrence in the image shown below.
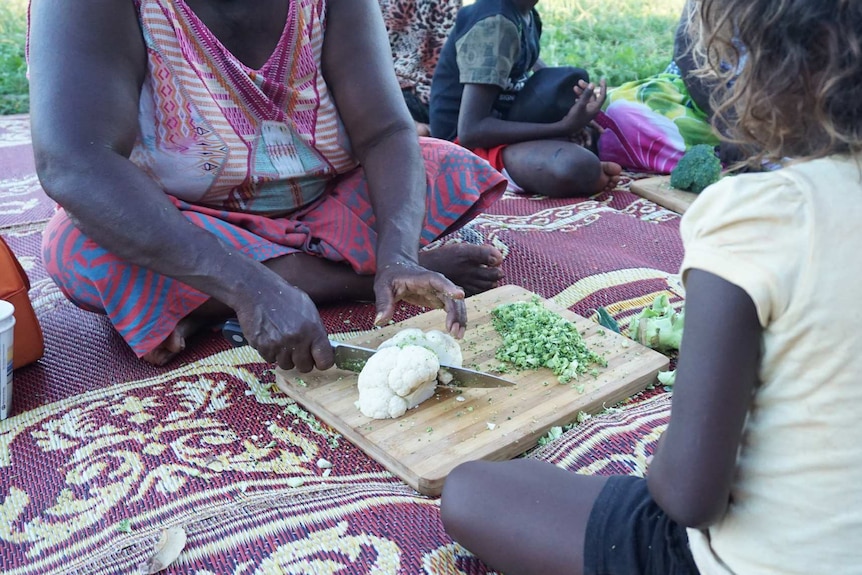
[647,269,761,529]
[456,80,606,149]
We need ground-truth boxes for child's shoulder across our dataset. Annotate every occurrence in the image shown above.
[783,153,862,186]
[694,166,802,209]
[679,168,804,241]
[703,154,860,201]
[684,153,862,235]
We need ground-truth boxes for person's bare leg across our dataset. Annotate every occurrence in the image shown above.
[265,242,503,302]
[420,242,503,295]
[441,459,608,575]
[143,243,504,364]
[502,140,619,198]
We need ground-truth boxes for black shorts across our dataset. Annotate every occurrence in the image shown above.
[584,475,701,575]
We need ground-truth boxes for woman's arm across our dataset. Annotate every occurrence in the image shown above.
[28,0,333,369]
[322,0,426,268]
[647,269,761,529]
[322,0,469,333]
[28,0,275,313]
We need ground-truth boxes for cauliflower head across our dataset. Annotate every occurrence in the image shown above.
[377,327,463,367]
[356,345,440,419]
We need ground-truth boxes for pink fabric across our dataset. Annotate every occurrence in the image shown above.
[131,0,355,214]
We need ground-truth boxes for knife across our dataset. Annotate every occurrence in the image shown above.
[221,318,514,388]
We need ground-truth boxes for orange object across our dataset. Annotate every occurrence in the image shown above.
[453,137,507,172]
[0,236,44,368]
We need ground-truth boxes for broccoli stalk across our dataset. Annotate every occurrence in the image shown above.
[657,370,676,387]
[670,144,722,194]
[628,294,685,353]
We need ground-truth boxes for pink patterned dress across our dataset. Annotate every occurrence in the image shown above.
[41,0,506,357]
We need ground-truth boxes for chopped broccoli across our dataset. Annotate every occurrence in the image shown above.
[628,294,684,353]
[670,144,722,194]
[491,298,606,384]
[117,519,132,533]
[537,426,564,447]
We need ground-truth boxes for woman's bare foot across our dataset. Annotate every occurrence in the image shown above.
[596,161,622,192]
[419,243,504,296]
[141,316,206,366]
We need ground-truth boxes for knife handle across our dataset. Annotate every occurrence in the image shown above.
[222,318,248,347]
[222,318,344,352]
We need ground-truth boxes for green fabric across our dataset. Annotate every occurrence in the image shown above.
[605,73,719,149]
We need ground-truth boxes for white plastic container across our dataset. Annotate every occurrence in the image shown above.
[0,300,15,420]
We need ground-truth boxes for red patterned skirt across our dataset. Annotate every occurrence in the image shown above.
[42,138,506,357]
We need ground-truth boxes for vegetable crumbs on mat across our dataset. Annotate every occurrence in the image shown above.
[491,298,607,384]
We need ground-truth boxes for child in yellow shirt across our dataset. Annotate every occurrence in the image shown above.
[440,1,862,573]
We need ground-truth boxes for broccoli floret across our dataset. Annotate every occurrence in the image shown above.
[670,144,722,194]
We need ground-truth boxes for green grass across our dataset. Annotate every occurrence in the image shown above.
[0,0,685,116]
[0,0,27,115]
[539,0,685,86]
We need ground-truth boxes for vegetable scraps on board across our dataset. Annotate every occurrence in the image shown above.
[491,298,606,384]
[627,294,685,353]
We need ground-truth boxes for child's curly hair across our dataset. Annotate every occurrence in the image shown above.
[690,0,862,165]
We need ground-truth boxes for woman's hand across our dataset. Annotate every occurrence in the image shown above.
[233,277,335,373]
[373,261,468,338]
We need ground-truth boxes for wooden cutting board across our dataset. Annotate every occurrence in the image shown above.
[275,285,668,495]
[630,175,699,214]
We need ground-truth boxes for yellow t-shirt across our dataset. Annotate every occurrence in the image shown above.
[679,155,862,574]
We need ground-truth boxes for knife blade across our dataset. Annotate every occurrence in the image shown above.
[331,340,514,388]
[221,318,515,388]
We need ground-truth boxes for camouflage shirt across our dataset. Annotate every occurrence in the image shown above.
[429,0,541,141]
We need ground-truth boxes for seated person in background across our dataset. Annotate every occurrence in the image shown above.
[594,0,743,174]
[429,0,621,198]
[671,0,747,166]
[379,0,462,136]
[28,0,508,368]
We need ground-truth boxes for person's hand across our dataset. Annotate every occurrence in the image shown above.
[561,79,608,138]
[570,120,605,150]
[373,261,468,338]
[233,277,334,373]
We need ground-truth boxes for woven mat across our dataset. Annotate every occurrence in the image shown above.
[0,115,679,574]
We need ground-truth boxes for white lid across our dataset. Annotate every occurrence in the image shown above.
[0,299,14,322]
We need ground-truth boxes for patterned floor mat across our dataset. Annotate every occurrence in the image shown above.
[0,115,678,574]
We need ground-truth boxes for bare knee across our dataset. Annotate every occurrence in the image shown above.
[504,142,603,198]
[541,146,602,197]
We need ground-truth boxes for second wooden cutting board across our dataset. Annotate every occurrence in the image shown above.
[276,285,669,495]
[630,175,699,214]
